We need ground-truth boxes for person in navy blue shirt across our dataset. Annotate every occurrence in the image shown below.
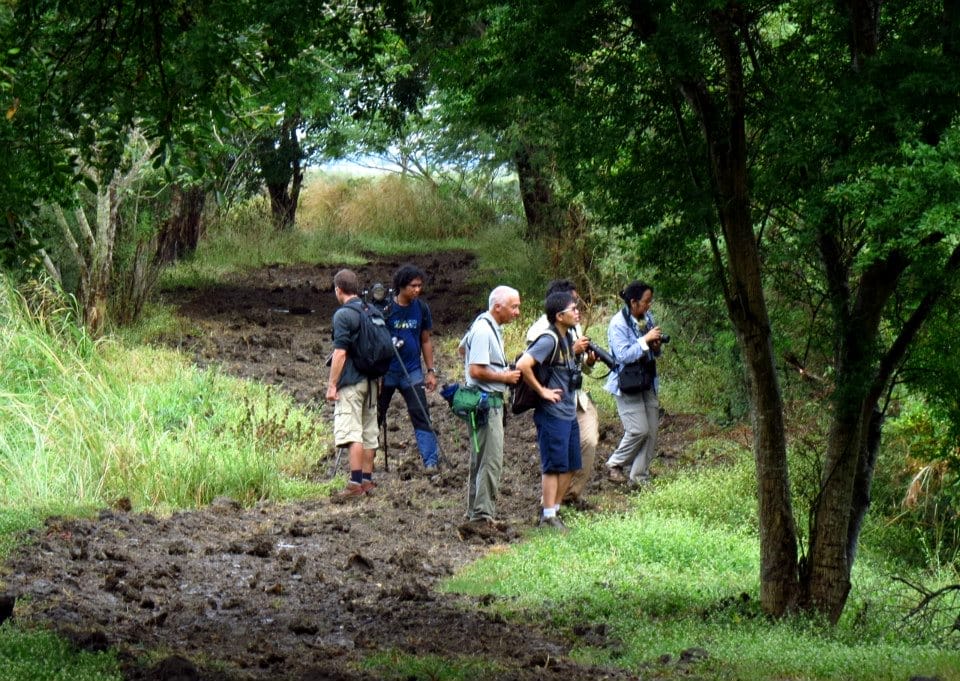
[377,264,440,470]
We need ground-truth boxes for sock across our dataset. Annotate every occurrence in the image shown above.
[350,470,363,485]
[553,504,560,513]
[361,472,373,483]
[543,507,557,519]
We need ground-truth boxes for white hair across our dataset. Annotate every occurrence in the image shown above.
[489,285,519,310]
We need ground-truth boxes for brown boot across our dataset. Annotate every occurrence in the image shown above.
[337,483,366,498]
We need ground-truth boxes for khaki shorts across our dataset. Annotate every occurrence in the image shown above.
[333,380,380,449]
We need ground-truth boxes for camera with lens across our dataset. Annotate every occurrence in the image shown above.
[658,334,671,345]
[586,341,617,370]
[569,368,583,392]
[362,282,393,311]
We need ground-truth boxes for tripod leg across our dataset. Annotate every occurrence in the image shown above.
[329,446,345,480]
[382,418,389,472]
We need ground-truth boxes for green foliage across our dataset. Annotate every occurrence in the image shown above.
[879,398,960,569]
[0,622,121,681]
[0,507,51,562]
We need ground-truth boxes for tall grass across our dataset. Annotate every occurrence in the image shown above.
[304,173,480,242]
[0,275,332,518]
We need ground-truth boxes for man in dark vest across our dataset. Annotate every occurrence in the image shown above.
[327,269,379,496]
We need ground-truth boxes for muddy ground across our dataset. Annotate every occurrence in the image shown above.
[3,252,711,680]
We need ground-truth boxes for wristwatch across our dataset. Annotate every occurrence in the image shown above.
[427,368,436,374]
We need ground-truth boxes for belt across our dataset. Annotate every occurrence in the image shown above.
[486,392,504,407]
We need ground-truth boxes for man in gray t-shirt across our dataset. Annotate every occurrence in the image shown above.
[461,285,522,524]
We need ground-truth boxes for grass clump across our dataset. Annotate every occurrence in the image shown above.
[361,650,502,680]
[0,622,121,681]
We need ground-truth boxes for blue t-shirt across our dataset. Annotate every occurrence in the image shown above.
[525,329,577,421]
[385,298,433,379]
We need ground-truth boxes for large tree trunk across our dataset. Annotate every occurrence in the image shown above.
[684,10,800,616]
[514,142,562,241]
[804,237,960,621]
[155,185,206,265]
[257,114,304,232]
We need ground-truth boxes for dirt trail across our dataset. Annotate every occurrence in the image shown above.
[3,253,703,680]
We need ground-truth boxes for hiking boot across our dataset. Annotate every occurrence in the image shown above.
[537,515,568,532]
[337,483,366,498]
[607,466,627,483]
[360,480,377,493]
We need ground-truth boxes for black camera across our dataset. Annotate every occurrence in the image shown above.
[362,282,393,311]
[587,341,617,370]
[569,369,583,392]
[659,334,671,345]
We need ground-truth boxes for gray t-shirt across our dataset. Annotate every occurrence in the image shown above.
[464,312,510,394]
[331,300,366,388]
[525,330,577,421]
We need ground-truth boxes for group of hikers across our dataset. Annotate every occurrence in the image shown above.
[325,266,665,531]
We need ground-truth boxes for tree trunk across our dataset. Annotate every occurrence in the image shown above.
[155,185,206,265]
[266,180,300,231]
[683,10,800,615]
[257,114,304,232]
[847,408,883,565]
[514,142,562,240]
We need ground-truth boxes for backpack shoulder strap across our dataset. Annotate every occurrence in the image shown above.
[531,328,561,365]
[477,315,506,366]
[621,306,638,337]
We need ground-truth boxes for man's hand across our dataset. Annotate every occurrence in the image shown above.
[540,386,563,403]
[425,372,438,392]
[502,368,522,385]
[326,384,339,402]
[573,336,590,354]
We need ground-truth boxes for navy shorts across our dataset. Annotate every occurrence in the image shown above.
[533,412,582,474]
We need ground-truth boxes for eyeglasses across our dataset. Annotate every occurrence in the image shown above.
[561,305,579,315]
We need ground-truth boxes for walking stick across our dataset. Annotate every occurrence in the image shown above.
[388,340,448,468]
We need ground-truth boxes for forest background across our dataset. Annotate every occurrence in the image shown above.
[1,1,960,679]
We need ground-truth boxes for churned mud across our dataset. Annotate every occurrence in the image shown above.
[3,251,707,680]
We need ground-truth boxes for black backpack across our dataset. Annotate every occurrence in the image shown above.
[346,300,395,378]
[511,327,565,415]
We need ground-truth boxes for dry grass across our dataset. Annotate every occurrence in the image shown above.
[299,174,481,241]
